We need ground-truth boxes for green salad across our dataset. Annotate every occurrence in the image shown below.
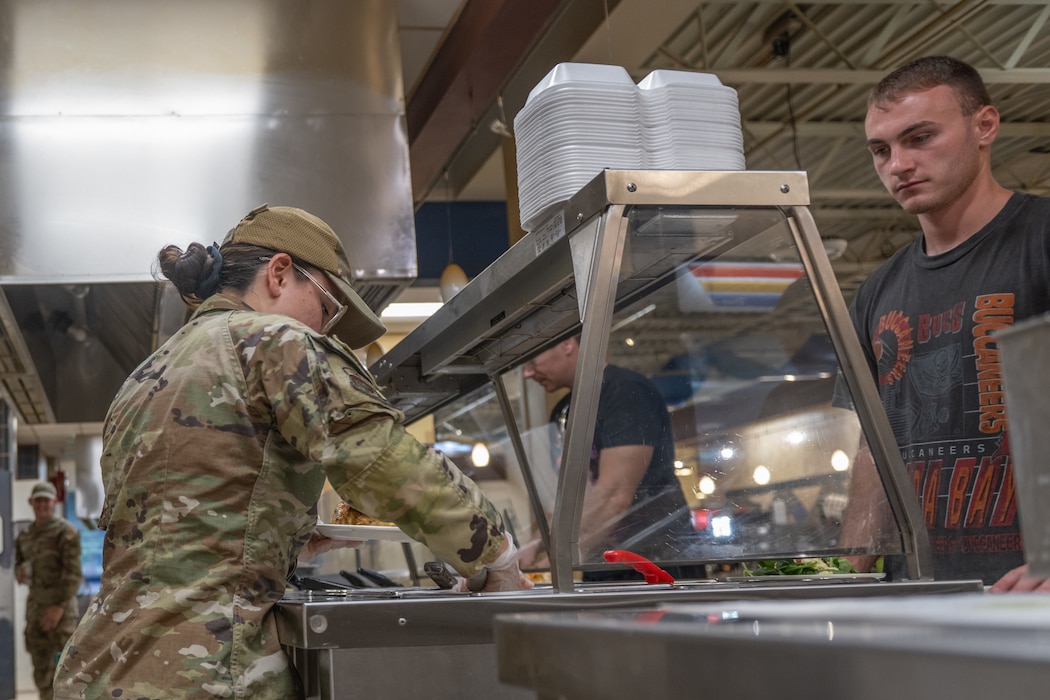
[742,557,858,576]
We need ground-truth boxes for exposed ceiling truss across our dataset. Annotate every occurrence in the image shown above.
[408,0,1050,269]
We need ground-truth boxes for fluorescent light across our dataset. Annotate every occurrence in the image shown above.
[380,302,443,320]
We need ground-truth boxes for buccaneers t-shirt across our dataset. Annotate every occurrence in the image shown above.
[850,192,1050,584]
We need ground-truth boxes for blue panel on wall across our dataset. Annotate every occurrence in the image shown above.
[414,202,510,283]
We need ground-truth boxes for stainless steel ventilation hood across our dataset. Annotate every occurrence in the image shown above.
[0,0,417,425]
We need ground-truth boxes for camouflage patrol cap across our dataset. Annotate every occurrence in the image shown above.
[30,481,57,500]
[224,204,386,348]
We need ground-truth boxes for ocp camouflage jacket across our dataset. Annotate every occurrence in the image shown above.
[55,294,507,699]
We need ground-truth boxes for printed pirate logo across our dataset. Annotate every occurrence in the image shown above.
[873,309,913,386]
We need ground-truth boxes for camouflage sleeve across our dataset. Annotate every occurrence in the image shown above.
[327,428,506,578]
[55,524,83,602]
[257,327,507,578]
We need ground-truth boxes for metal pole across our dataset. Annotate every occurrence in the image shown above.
[785,205,932,579]
[550,205,629,592]
[489,372,551,554]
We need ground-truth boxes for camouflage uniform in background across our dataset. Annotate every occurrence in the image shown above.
[15,513,82,700]
[53,294,508,699]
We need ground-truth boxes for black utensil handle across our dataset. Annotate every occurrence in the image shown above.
[423,561,457,589]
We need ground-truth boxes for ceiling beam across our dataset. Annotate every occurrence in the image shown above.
[745,121,1050,138]
[1006,4,1050,68]
[711,67,1050,84]
[711,0,1050,4]
[406,0,565,203]
[813,187,1050,200]
[407,0,629,205]
[813,189,895,199]
[811,207,908,219]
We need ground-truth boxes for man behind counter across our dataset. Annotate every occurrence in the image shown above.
[519,336,699,580]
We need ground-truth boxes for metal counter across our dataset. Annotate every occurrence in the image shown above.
[999,313,1050,578]
[494,590,1050,700]
[276,578,981,699]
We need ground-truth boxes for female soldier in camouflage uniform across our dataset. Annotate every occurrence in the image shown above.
[53,205,528,699]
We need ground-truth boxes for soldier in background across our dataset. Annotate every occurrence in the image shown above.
[15,480,82,700]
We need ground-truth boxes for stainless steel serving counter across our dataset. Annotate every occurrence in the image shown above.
[275,578,982,699]
[495,590,1050,700]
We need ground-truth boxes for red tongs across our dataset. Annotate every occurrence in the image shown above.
[603,549,675,584]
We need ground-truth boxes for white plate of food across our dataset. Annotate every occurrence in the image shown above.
[315,523,413,543]
[317,501,412,543]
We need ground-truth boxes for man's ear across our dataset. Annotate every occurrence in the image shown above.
[974,104,1000,147]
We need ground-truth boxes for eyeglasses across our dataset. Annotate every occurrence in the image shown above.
[292,263,348,335]
[260,257,347,334]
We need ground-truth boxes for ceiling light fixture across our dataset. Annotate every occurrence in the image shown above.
[471,442,490,468]
[831,449,851,472]
[381,302,444,320]
[439,169,469,302]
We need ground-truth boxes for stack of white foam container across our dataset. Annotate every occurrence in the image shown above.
[514,63,745,232]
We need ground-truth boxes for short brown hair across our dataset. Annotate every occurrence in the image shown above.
[868,55,992,115]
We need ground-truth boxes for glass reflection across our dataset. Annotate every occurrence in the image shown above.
[425,204,902,582]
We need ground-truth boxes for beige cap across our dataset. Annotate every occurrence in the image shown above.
[30,481,56,500]
[224,204,386,349]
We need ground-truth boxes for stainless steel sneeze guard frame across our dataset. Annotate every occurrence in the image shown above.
[370,170,811,418]
[376,169,930,586]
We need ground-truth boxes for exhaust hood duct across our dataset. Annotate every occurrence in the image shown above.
[0,0,417,425]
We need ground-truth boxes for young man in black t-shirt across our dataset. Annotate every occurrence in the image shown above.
[847,55,1050,591]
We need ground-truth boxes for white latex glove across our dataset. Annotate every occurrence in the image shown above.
[454,537,534,592]
[299,531,363,563]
